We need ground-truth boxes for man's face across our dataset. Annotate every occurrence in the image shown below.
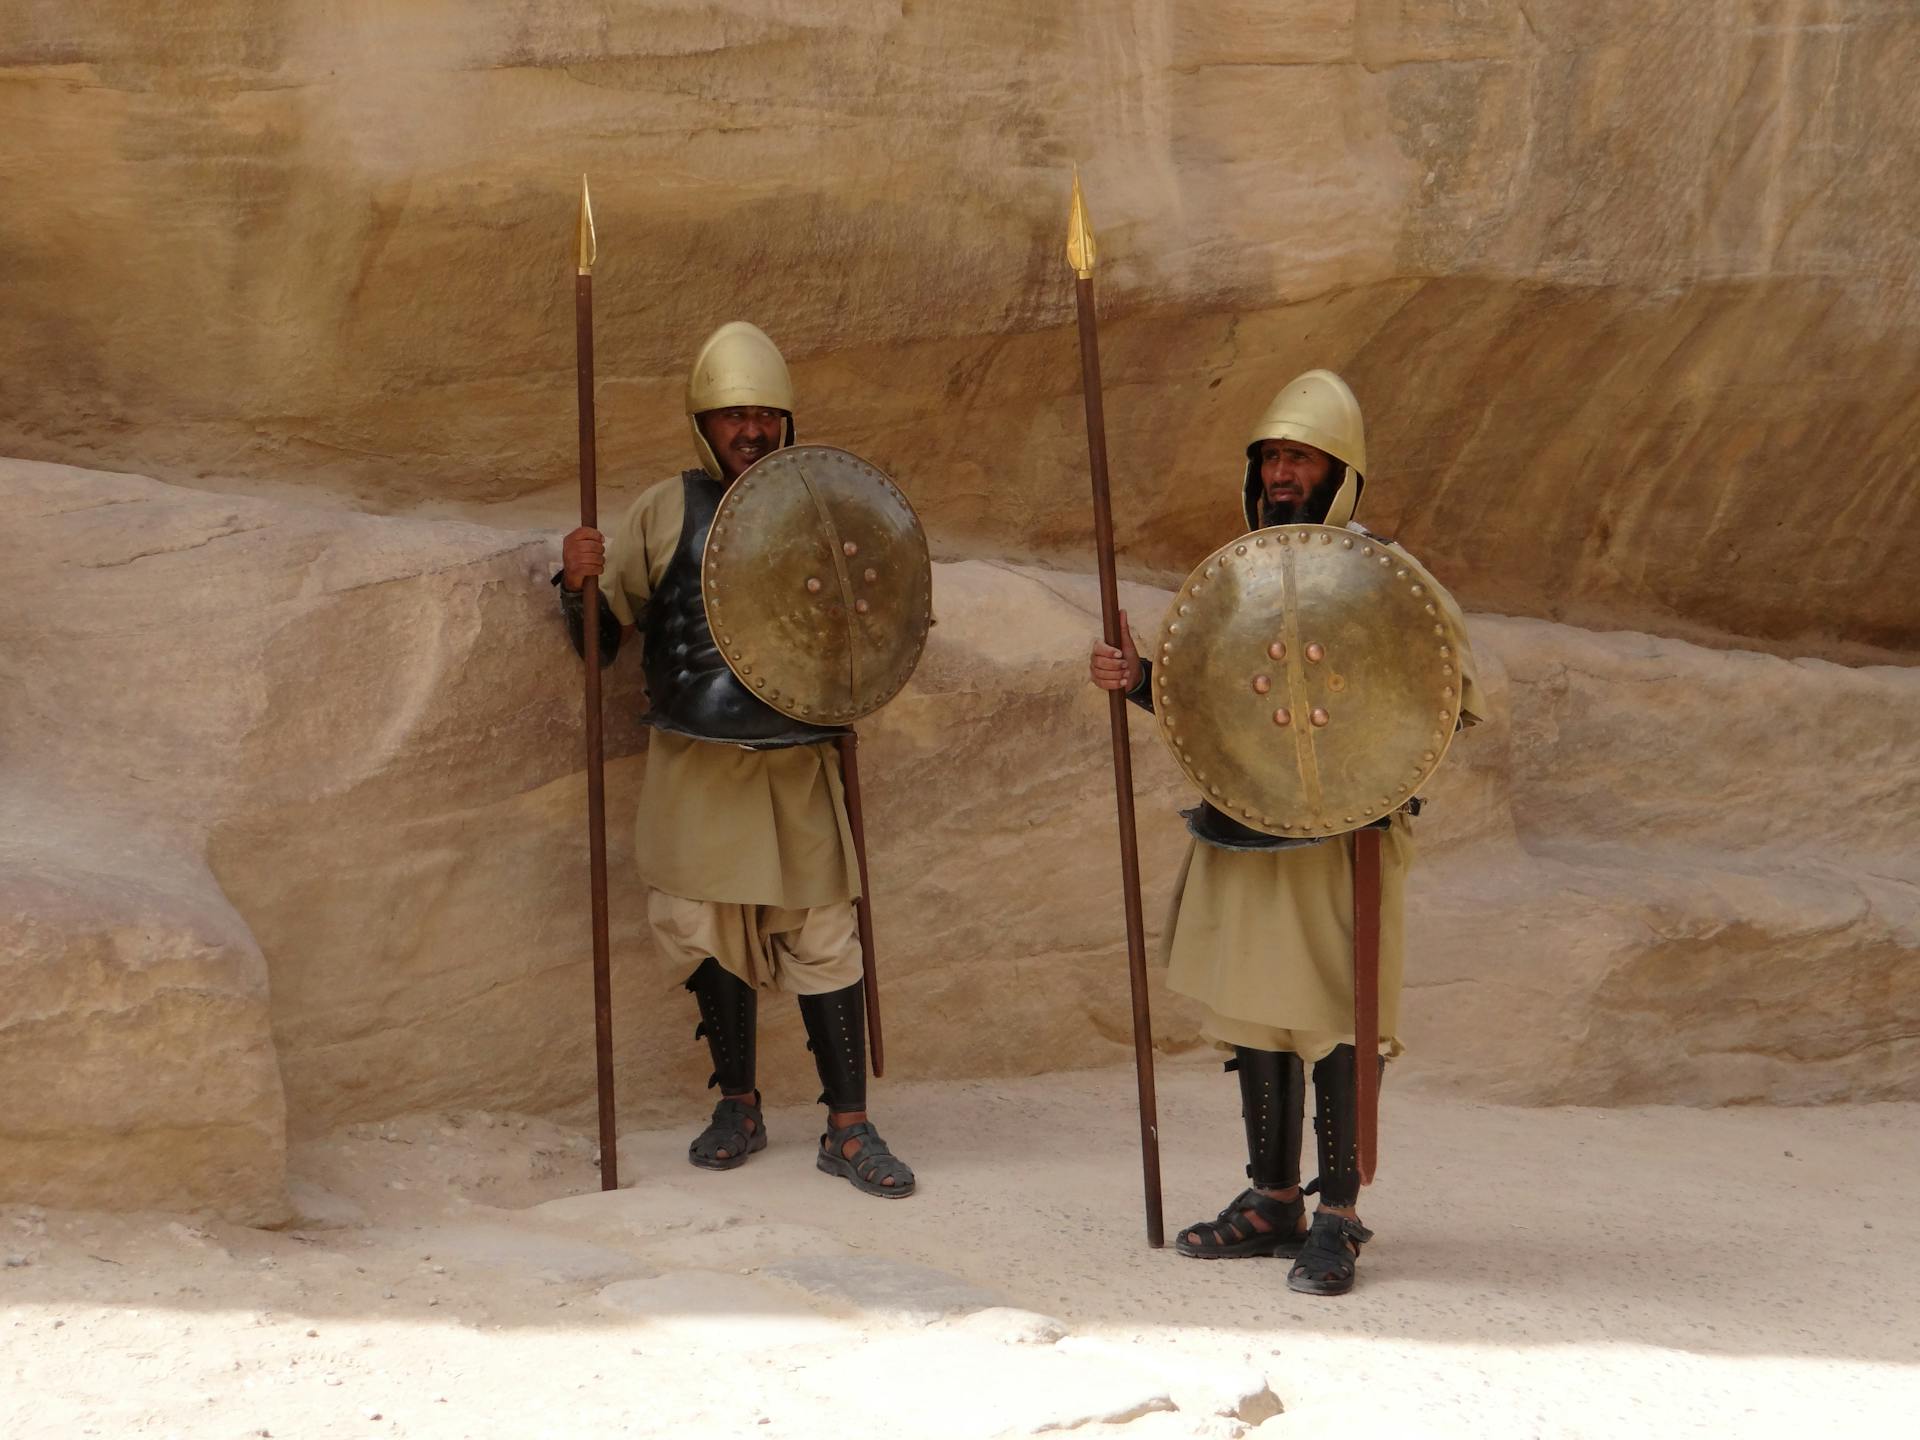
[699,406,787,480]
[1258,439,1336,520]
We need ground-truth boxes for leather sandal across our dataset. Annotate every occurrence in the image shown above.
[1174,1187,1309,1259]
[816,1119,915,1198]
[689,1093,766,1171]
[1286,1210,1374,1295]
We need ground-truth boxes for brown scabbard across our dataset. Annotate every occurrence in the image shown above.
[836,731,884,1078]
[1353,824,1383,1186]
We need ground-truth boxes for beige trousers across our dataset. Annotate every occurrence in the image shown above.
[645,889,863,996]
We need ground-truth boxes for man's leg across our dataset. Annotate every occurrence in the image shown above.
[1288,1044,1379,1295]
[1175,1047,1309,1258]
[798,980,915,1197]
[684,956,765,1169]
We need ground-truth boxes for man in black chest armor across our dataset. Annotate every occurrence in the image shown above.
[556,321,914,1198]
[1089,370,1482,1291]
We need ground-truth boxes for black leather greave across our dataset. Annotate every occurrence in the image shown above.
[684,957,757,1095]
[797,981,867,1113]
[1310,1045,1384,1208]
[1228,1047,1305,1190]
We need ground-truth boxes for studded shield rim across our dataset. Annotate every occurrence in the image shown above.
[702,445,933,725]
[1151,525,1466,838]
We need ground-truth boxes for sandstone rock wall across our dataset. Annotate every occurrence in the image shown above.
[4,458,1915,1217]
[3,2,1917,656]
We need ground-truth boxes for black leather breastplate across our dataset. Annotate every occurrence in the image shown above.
[1184,803,1393,852]
[641,470,848,749]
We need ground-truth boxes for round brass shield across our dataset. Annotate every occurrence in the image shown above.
[702,445,932,725]
[1151,526,1466,837]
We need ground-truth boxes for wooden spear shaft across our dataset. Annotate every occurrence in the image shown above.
[575,178,618,1191]
[836,732,885,1078]
[1067,174,1164,1248]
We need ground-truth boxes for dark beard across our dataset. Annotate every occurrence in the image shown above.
[1260,488,1332,528]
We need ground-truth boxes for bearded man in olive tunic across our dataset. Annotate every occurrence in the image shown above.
[1089,370,1481,1290]
[557,321,913,1198]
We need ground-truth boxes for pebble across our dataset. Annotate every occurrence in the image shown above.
[4,1255,28,1268]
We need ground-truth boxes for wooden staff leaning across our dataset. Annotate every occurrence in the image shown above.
[573,177,619,1191]
[1065,170,1164,1249]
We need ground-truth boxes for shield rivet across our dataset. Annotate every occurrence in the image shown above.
[1433,625,1445,636]
[754,678,766,689]
[1236,544,1248,556]
[806,577,823,593]
[1178,604,1192,616]
[1277,532,1291,544]
[1191,584,1204,596]
[1422,751,1435,762]
[1320,532,1332,544]
[1252,674,1272,695]
[1344,815,1355,824]
[1442,685,1454,697]
[843,541,859,557]
[1273,708,1292,727]
[1255,536,1267,546]
[1169,622,1181,634]
[1442,664,1454,676]
[864,567,878,582]
[1396,568,1408,579]
[1439,644,1451,657]
[1342,538,1355,548]
[1268,641,1286,661]
[1362,546,1374,557]
[856,599,870,614]
[1306,642,1325,662]
[1412,584,1425,596]
[1311,708,1330,727]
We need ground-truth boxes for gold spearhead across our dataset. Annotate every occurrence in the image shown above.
[577,174,598,275]
[1066,166,1097,279]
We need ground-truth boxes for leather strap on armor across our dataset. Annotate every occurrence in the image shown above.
[798,980,867,1112]
[553,572,622,664]
[1225,1047,1304,1190]
[1309,1044,1385,1209]
[641,470,848,749]
[684,957,757,1095]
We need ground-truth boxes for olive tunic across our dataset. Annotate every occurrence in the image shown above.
[602,479,862,994]
[1147,536,1485,1060]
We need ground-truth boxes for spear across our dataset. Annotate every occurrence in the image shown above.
[574,176,619,1190]
[1066,169,1164,1248]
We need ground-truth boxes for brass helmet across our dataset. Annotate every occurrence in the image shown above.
[1242,368,1367,531]
[686,321,796,480]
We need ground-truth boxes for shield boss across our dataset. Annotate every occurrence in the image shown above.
[702,445,932,725]
[1150,526,1466,837]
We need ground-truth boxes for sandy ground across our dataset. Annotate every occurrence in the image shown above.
[4,1062,1916,1440]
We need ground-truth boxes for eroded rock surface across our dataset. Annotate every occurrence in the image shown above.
[2,2,1916,654]
[2,457,1916,1218]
